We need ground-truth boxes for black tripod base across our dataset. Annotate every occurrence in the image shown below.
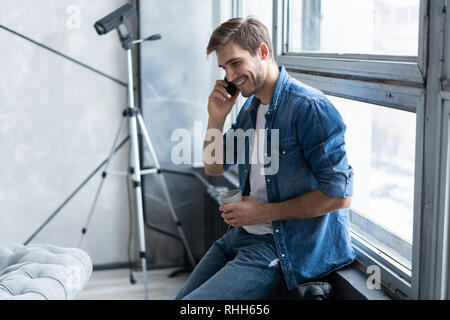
[167,247,197,278]
[167,266,194,278]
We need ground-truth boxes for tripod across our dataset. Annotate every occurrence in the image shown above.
[21,5,197,300]
[76,26,196,299]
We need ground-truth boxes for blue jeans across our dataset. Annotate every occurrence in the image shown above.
[174,227,283,300]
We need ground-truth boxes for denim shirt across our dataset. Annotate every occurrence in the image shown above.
[223,66,355,290]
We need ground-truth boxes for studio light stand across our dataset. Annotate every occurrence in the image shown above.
[90,4,197,299]
[24,4,199,300]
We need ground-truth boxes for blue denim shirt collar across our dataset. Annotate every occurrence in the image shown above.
[247,65,289,113]
[269,65,290,112]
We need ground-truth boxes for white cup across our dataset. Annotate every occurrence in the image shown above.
[217,189,242,207]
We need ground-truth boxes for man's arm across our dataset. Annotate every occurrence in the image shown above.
[264,189,351,221]
[219,189,351,227]
[220,96,354,226]
[203,117,225,176]
[203,79,239,176]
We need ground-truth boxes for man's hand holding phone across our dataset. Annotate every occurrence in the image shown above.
[207,77,239,128]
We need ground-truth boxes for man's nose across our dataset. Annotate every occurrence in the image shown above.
[225,69,237,82]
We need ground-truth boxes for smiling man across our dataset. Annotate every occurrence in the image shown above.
[175,17,355,300]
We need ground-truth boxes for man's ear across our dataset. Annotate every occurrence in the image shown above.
[258,43,269,60]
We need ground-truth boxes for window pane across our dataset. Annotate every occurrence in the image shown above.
[224,0,273,131]
[242,0,273,38]
[287,0,420,56]
[330,96,416,269]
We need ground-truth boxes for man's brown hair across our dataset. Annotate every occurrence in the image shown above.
[207,17,274,59]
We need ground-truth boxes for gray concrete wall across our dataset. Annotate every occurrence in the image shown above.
[0,0,136,266]
[0,0,221,269]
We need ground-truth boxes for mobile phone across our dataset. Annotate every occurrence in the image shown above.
[224,76,237,96]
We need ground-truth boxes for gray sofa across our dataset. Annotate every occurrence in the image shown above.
[0,243,92,299]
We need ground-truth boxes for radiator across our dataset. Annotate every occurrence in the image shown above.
[203,186,230,250]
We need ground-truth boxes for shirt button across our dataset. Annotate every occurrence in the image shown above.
[282,151,286,155]
[275,229,280,233]
[267,111,271,115]
[266,178,271,183]
[281,253,286,258]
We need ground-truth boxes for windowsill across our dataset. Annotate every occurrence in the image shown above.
[327,262,395,300]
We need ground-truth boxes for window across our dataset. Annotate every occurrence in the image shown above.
[332,96,416,272]
[241,0,273,37]
[437,95,450,299]
[286,0,420,56]
[272,0,429,298]
[275,0,427,84]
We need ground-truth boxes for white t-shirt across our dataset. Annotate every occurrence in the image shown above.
[243,104,274,235]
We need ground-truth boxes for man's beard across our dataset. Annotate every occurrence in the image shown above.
[241,61,265,97]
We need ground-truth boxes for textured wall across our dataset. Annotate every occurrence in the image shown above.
[0,0,136,266]
[0,0,220,269]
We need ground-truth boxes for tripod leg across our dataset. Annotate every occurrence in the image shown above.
[136,114,197,269]
[78,116,127,248]
[123,48,150,300]
[128,115,149,300]
[135,114,162,168]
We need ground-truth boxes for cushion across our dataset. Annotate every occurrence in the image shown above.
[0,243,92,300]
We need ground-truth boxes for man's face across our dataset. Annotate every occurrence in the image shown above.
[216,41,266,98]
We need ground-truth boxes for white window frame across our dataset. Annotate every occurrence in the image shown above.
[273,0,428,85]
[287,72,424,299]
[443,2,450,299]
[272,0,430,299]
[444,0,450,92]
[418,0,449,300]
[434,93,450,299]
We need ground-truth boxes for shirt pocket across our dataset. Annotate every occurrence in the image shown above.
[279,138,300,158]
[277,138,306,182]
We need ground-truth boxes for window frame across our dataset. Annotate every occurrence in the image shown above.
[272,0,429,299]
[443,2,450,92]
[442,4,450,296]
[287,74,424,298]
[433,92,450,299]
[273,0,428,86]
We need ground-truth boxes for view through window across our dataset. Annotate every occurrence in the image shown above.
[331,95,416,270]
[287,0,420,56]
